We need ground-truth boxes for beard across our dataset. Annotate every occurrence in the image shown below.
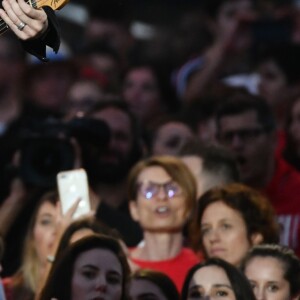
[81,145,138,185]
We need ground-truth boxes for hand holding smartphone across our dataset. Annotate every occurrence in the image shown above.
[57,169,91,220]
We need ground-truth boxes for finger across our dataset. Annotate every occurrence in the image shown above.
[0,0,28,38]
[17,0,48,30]
[66,198,81,218]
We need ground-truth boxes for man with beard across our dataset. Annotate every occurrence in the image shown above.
[84,100,144,246]
[215,93,300,257]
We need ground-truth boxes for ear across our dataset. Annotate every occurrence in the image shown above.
[129,201,140,222]
[250,232,264,246]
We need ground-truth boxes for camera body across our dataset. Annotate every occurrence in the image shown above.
[19,117,110,188]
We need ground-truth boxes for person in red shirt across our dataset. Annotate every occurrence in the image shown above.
[216,93,300,257]
[127,156,200,292]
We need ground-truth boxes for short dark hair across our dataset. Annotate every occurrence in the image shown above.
[181,258,256,300]
[190,183,280,252]
[241,244,300,297]
[39,234,130,300]
[216,93,276,134]
[180,139,240,184]
[129,269,180,300]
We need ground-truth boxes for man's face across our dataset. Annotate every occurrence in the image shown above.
[217,110,276,186]
[84,107,136,183]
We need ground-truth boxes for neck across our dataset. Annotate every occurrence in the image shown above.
[133,231,184,261]
[247,158,276,189]
[95,181,126,209]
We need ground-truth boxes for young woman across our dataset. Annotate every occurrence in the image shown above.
[241,244,300,300]
[128,269,179,300]
[127,155,200,292]
[2,191,59,300]
[38,234,130,300]
[181,258,256,300]
[189,183,280,266]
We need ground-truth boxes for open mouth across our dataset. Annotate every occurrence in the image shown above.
[155,206,170,215]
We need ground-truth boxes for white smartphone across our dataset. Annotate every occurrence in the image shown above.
[57,168,91,219]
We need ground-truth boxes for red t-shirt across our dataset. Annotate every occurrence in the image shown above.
[263,156,300,257]
[130,247,200,293]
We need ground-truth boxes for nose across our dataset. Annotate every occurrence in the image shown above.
[208,228,221,244]
[156,186,168,201]
[95,276,107,293]
[230,133,244,150]
[254,287,266,300]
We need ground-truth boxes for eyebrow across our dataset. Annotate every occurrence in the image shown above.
[81,265,122,275]
[190,284,233,289]
[137,293,158,300]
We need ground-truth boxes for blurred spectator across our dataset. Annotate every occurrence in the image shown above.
[146,115,194,156]
[84,100,144,246]
[122,63,180,127]
[39,234,130,300]
[2,191,59,299]
[181,258,256,300]
[76,41,123,94]
[21,45,78,119]
[256,43,300,127]
[128,269,180,300]
[180,139,239,199]
[241,244,300,300]
[63,76,106,120]
[216,94,300,256]
[0,34,25,136]
[127,156,199,292]
[283,92,300,171]
[190,183,279,266]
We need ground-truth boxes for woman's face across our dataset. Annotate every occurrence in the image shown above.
[72,248,123,300]
[129,278,168,300]
[129,166,188,232]
[122,67,162,123]
[288,99,300,155]
[33,201,57,265]
[201,201,257,266]
[258,60,287,108]
[152,122,194,156]
[244,256,291,300]
[186,265,236,300]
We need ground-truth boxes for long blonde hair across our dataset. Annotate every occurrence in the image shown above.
[13,191,58,294]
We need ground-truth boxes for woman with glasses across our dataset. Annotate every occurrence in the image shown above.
[127,155,200,292]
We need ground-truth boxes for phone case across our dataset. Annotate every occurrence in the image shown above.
[57,168,91,219]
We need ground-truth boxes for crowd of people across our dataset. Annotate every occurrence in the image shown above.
[0,0,300,299]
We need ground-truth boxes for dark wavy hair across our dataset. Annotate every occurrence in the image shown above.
[189,183,280,252]
[181,258,256,300]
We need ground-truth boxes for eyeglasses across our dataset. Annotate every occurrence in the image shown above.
[218,128,266,145]
[137,180,182,200]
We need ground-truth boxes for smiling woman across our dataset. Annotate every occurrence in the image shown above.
[127,155,200,292]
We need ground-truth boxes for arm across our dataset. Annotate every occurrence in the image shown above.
[0,0,60,61]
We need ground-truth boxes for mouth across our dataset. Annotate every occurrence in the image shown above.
[210,248,225,257]
[155,206,170,215]
[236,155,246,165]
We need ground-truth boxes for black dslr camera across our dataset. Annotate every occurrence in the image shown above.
[19,117,110,188]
